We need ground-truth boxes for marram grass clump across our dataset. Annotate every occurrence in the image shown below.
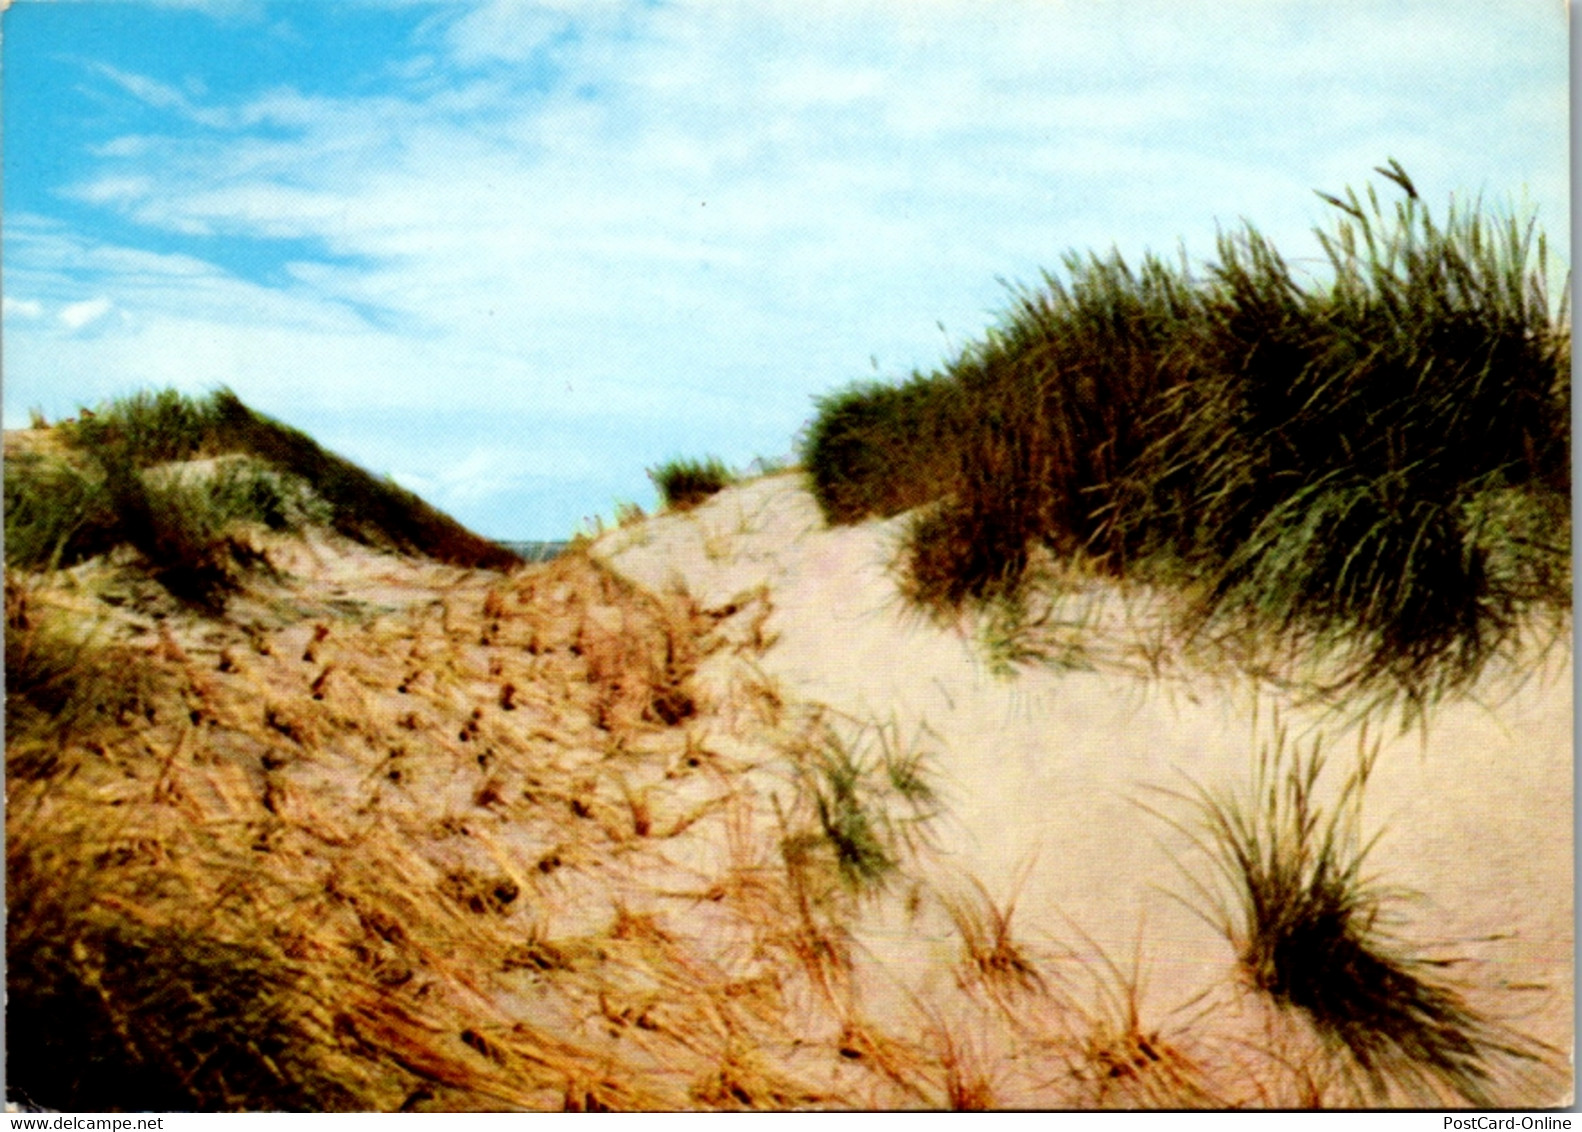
[802,163,1570,708]
[5,388,522,609]
[648,455,736,512]
[803,374,972,524]
[1145,728,1563,1106]
[56,387,523,570]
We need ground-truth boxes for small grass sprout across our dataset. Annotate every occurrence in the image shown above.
[785,715,938,894]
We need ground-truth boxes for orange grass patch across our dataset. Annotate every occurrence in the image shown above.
[6,527,1566,1110]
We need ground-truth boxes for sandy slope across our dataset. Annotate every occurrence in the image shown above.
[595,472,1574,1079]
[8,454,1570,1108]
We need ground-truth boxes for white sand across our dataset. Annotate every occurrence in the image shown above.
[596,473,1573,1064]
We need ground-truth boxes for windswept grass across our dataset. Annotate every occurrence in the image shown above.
[648,456,735,511]
[803,163,1571,708]
[4,578,161,769]
[6,886,360,1112]
[56,388,522,570]
[5,388,522,608]
[1144,727,1562,1105]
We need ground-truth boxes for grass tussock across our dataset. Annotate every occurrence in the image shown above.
[804,163,1570,708]
[803,375,971,523]
[1065,944,1220,1109]
[6,388,521,593]
[648,455,736,512]
[1146,726,1563,1105]
[941,871,1045,999]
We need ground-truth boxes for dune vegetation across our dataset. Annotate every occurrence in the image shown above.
[6,388,521,600]
[648,455,737,513]
[4,167,1571,1111]
[14,517,1559,1111]
[804,163,1570,714]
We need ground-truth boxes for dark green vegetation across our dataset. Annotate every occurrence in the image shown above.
[803,164,1571,706]
[648,455,736,511]
[5,388,522,607]
[803,375,968,522]
[1146,731,1560,1106]
[784,718,938,894]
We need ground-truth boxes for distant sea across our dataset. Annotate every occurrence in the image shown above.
[500,541,570,563]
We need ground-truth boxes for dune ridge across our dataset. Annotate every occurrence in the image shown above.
[5,425,1571,1109]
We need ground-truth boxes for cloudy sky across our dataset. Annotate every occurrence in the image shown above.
[3,0,1570,539]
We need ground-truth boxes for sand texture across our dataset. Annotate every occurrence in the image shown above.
[7,466,1572,1110]
[596,472,1574,1103]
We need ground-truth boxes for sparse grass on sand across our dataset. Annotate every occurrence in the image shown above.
[648,455,736,512]
[7,514,1565,1109]
[1143,725,1565,1106]
[803,163,1570,713]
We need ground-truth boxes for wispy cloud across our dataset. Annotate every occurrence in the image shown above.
[57,296,116,330]
[3,296,45,321]
[5,0,1568,535]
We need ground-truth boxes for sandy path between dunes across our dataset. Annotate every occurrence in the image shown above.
[595,473,1573,1067]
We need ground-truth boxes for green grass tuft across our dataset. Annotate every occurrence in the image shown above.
[3,453,122,572]
[6,388,523,607]
[648,456,735,512]
[802,163,1570,706]
[785,716,938,894]
[1146,728,1559,1105]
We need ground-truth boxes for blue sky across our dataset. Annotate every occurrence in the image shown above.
[3,0,1570,539]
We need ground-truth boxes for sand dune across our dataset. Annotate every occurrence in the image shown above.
[596,471,1574,1092]
[7,451,1570,1109]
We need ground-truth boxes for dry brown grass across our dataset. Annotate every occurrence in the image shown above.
[6,519,1568,1110]
[942,869,1046,1002]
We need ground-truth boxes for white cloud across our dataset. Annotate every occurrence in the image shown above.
[70,174,157,207]
[87,63,238,129]
[6,0,1568,535]
[6,215,372,333]
[58,297,115,330]
[440,0,628,65]
[3,296,45,320]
